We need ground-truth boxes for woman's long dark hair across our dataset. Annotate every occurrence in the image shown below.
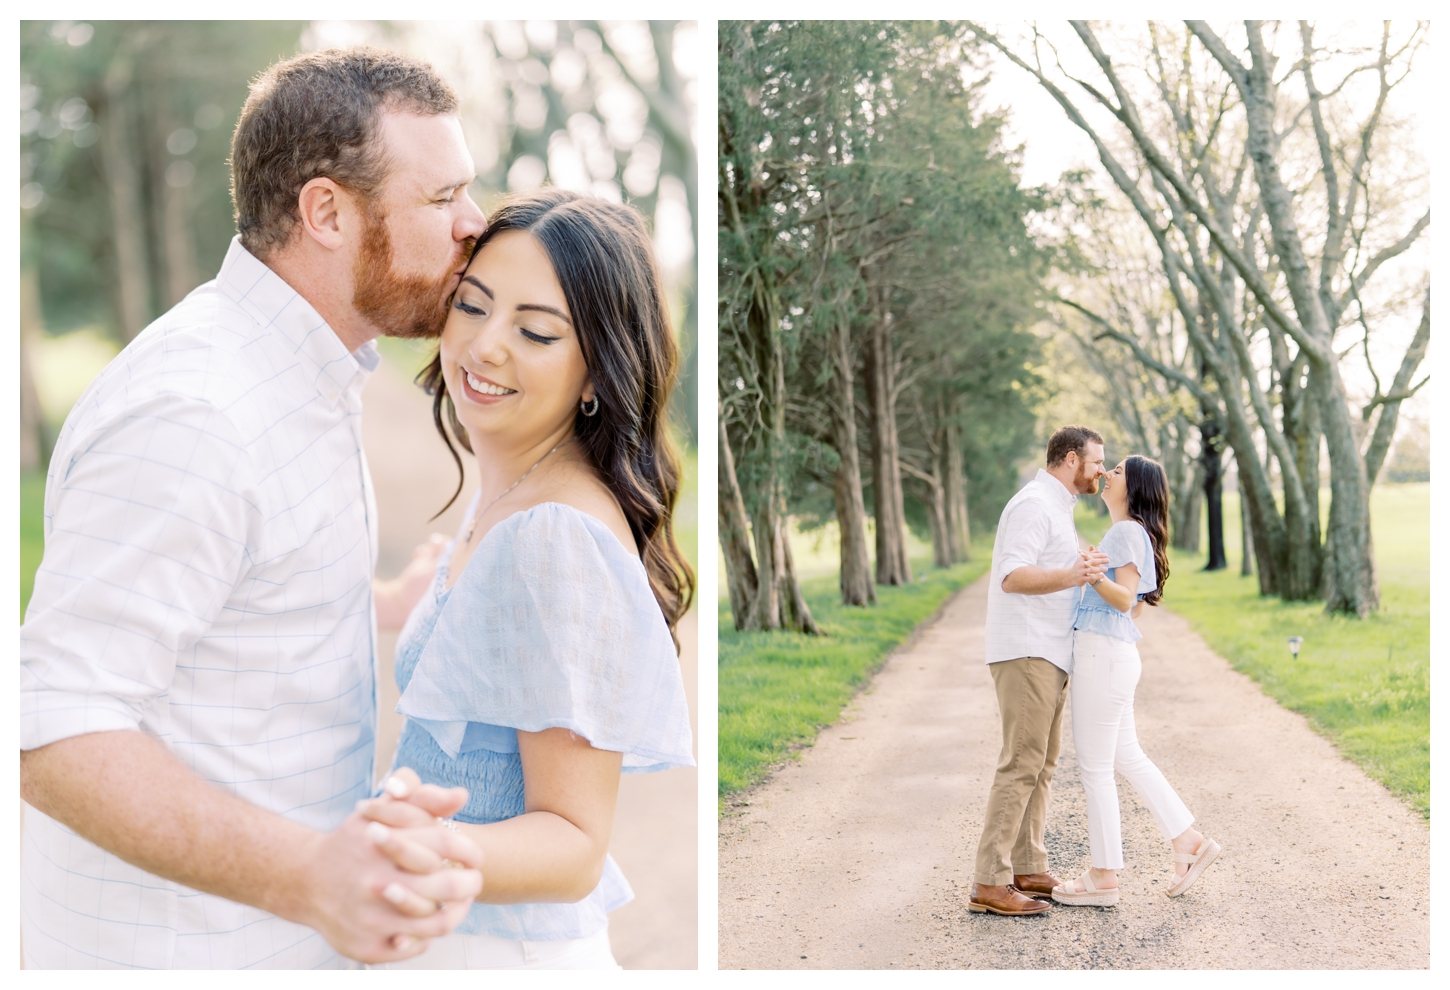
[1123,454,1170,606]
[418,189,695,639]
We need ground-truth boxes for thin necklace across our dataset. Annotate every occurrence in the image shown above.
[461,437,573,546]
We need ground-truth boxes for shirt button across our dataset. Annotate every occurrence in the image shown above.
[328,388,340,402]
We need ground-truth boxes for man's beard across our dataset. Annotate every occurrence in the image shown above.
[352,203,475,339]
[1073,461,1100,496]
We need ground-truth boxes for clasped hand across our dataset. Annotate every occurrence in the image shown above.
[1074,546,1110,586]
[306,767,483,964]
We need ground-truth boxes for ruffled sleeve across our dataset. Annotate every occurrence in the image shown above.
[395,502,694,773]
[1100,520,1156,597]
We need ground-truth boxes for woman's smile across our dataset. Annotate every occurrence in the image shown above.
[461,369,517,401]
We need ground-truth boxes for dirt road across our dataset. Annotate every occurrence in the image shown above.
[718,574,1428,969]
[362,355,697,969]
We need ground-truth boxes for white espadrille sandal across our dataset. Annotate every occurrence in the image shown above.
[1050,869,1119,907]
[1166,837,1221,897]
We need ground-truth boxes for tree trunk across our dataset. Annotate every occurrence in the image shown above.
[945,422,971,562]
[101,51,153,342]
[719,149,819,633]
[1200,413,1227,571]
[906,458,951,571]
[926,480,951,570]
[1270,350,1324,600]
[1170,457,1202,552]
[1235,22,1378,615]
[20,265,50,473]
[718,412,759,630]
[827,313,874,605]
[1239,462,1277,596]
[1194,297,1291,596]
[159,152,201,307]
[749,493,819,635]
[862,296,912,586]
[149,93,200,308]
[1240,474,1255,577]
[1319,374,1379,615]
[743,275,818,633]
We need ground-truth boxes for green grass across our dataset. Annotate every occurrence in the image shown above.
[676,447,699,578]
[21,471,47,619]
[1079,485,1429,819]
[719,540,992,803]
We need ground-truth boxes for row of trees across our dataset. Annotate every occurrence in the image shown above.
[980,20,1429,615]
[719,22,1049,631]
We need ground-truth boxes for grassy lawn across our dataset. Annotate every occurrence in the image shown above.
[21,470,46,619]
[719,538,992,803]
[1078,484,1429,818]
[675,447,698,577]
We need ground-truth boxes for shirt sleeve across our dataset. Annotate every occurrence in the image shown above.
[1102,521,1155,595]
[1134,525,1157,595]
[20,392,257,750]
[397,503,694,773]
[996,496,1052,578]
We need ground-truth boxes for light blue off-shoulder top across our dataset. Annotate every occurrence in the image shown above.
[1073,519,1157,643]
[388,499,694,941]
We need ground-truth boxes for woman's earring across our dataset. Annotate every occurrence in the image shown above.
[580,395,600,417]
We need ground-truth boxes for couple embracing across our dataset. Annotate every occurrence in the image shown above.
[969,425,1221,916]
[20,47,693,969]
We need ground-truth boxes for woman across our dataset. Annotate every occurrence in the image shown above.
[368,189,695,967]
[1051,455,1220,907]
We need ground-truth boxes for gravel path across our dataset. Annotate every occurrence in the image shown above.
[361,357,697,969]
[718,574,1428,969]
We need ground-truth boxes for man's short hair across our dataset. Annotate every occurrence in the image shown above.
[231,46,458,258]
[1046,424,1104,467]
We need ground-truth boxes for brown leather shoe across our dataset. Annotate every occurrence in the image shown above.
[969,883,1052,915]
[1012,872,1063,901]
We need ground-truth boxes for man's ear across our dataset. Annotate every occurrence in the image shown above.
[296,177,351,251]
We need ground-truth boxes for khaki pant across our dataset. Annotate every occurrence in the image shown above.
[973,656,1069,885]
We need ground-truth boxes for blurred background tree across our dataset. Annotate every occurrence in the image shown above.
[20,20,306,471]
[20,19,698,477]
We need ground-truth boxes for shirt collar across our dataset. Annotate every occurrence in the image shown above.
[1035,468,1078,507]
[215,236,377,404]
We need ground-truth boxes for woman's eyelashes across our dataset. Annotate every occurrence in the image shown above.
[452,297,560,343]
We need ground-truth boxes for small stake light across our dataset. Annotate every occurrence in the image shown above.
[1288,636,1303,659]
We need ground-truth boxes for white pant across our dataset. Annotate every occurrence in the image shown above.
[1070,630,1194,869]
[371,926,621,970]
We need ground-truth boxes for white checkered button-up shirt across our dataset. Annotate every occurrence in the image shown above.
[20,237,381,969]
[983,469,1082,673]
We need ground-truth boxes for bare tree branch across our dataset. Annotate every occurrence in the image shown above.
[1362,288,1430,485]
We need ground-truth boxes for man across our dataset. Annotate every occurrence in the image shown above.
[20,48,489,968]
[969,425,1109,916]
